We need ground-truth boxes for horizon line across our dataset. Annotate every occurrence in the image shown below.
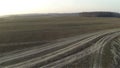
[0,11,120,17]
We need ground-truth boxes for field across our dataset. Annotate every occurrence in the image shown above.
[0,15,120,68]
[0,16,120,53]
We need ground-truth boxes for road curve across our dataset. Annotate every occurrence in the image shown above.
[0,29,120,68]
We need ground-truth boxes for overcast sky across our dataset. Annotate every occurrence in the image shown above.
[0,0,120,16]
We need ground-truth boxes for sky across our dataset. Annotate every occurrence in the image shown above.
[0,0,120,16]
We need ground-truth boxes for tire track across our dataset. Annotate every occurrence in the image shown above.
[41,32,120,68]
[0,29,120,68]
[4,29,120,68]
[0,31,98,67]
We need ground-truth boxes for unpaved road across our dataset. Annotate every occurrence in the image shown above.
[0,29,120,68]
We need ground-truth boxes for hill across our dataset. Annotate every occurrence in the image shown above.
[79,12,120,17]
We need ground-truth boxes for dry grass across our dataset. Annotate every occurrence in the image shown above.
[0,16,120,52]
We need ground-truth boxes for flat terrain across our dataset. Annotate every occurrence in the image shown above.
[0,28,120,68]
[0,16,120,52]
[1,16,120,42]
[0,16,120,68]
[1,16,120,43]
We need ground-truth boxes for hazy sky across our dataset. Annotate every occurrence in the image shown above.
[0,0,120,16]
